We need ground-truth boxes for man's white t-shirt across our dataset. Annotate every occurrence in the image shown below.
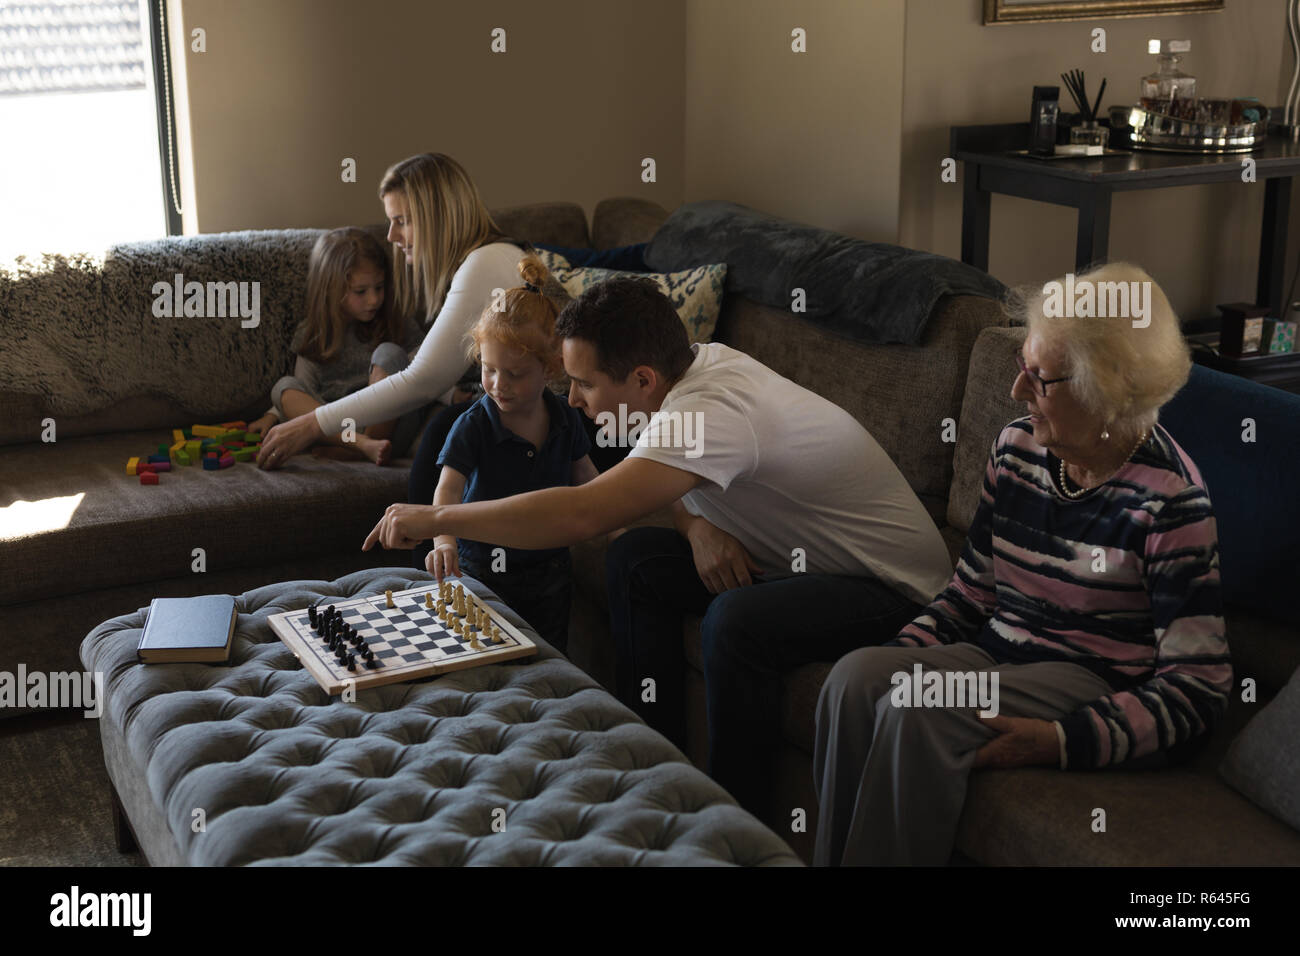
[628,343,952,605]
[313,242,525,435]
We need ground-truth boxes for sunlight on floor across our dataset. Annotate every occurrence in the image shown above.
[0,493,86,539]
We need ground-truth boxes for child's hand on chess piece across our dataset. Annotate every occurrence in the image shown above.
[426,537,461,583]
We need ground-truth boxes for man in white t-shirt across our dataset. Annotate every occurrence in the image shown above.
[364,276,953,817]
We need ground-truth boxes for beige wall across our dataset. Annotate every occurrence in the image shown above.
[174,0,1300,326]
[176,0,685,233]
[683,0,906,242]
[901,0,1294,322]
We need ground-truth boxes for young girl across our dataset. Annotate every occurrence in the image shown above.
[426,254,598,653]
[249,227,423,463]
[257,153,526,473]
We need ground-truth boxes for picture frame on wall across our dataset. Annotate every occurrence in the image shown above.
[983,0,1224,25]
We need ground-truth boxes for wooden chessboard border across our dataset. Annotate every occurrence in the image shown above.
[268,583,538,695]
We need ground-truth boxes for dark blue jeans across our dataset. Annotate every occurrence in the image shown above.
[606,526,923,818]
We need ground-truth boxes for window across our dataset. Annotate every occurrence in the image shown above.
[0,0,174,258]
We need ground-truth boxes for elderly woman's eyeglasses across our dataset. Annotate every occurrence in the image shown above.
[1015,353,1071,397]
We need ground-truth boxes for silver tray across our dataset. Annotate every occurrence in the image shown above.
[1124,105,1267,153]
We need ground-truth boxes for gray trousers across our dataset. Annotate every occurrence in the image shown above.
[812,642,1114,866]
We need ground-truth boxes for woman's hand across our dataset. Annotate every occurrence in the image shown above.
[426,538,461,582]
[685,516,763,594]
[363,503,440,551]
[256,413,325,469]
[972,715,1060,769]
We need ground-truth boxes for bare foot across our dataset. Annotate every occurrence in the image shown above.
[355,435,392,466]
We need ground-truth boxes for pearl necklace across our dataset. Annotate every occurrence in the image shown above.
[1059,430,1148,499]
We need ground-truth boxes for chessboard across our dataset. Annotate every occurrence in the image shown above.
[268,581,537,695]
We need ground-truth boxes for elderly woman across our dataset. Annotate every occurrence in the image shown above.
[813,262,1230,866]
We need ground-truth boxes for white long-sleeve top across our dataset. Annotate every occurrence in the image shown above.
[312,241,526,434]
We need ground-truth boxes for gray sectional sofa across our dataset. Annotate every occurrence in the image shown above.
[7,195,1298,867]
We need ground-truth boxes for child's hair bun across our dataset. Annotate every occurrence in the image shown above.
[517,253,551,293]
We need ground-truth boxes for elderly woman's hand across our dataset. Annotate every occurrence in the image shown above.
[256,413,325,469]
[972,715,1060,769]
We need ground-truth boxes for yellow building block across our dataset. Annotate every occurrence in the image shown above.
[191,425,225,438]
[172,429,186,443]
[126,456,140,476]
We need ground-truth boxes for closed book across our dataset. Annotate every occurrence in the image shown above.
[137,595,237,663]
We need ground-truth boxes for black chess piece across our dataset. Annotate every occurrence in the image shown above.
[361,647,374,662]
[308,605,318,628]
[346,653,356,672]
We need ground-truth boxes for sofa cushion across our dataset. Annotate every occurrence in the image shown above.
[591,198,671,250]
[1219,665,1300,832]
[547,262,726,344]
[957,763,1300,865]
[81,567,802,866]
[1160,365,1300,626]
[533,244,651,273]
[491,201,591,249]
[946,326,1025,534]
[716,294,1008,524]
[645,200,1008,346]
[0,429,410,608]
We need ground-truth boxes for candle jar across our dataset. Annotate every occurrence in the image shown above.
[1070,121,1110,148]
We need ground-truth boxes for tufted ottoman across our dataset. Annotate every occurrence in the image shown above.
[81,567,801,866]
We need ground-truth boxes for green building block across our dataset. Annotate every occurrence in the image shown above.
[176,450,192,466]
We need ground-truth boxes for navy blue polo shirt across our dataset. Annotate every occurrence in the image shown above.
[437,389,591,568]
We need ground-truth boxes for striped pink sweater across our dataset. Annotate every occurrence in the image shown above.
[894,418,1231,769]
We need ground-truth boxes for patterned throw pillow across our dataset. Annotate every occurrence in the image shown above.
[534,249,726,344]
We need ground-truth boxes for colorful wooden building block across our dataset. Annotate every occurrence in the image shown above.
[139,471,159,485]
[202,457,220,470]
[218,454,235,469]
[192,425,225,438]
[231,447,256,462]
[172,429,186,443]
[219,420,247,430]
[176,450,192,466]
[150,460,171,472]
[126,456,140,475]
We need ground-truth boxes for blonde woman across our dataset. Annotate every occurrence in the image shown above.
[813,262,1230,866]
[257,153,526,470]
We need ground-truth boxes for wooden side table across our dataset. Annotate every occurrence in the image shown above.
[950,121,1300,319]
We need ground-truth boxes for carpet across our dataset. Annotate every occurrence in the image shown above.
[0,711,143,866]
